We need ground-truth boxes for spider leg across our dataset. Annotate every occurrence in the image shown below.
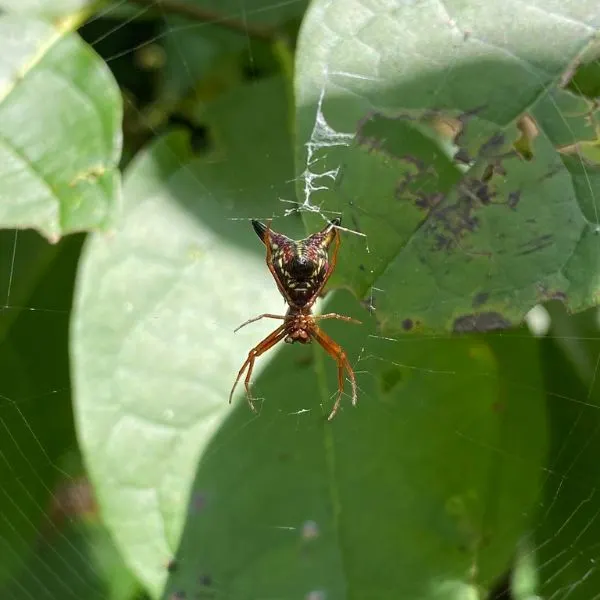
[229,325,287,412]
[311,326,357,421]
[234,313,286,333]
[316,313,362,325]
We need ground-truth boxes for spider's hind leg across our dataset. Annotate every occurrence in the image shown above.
[311,326,358,421]
[229,325,287,412]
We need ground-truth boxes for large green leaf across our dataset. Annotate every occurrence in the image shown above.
[0,13,122,241]
[163,320,547,600]
[295,0,600,334]
[72,77,296,595]
[73,77,547,598]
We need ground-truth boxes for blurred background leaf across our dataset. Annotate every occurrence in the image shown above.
[0,12,122,241]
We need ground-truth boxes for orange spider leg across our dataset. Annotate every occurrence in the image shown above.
[229,324,288,411]
[316,313,362,325]
[234,313,287,333]
[311,325,357,421]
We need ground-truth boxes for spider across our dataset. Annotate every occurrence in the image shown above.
[229,217,361,420]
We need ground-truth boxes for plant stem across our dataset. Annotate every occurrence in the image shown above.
[126,0,274,41]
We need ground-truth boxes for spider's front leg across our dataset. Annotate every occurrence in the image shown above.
[311,326,358,421]
[229,325,287,412]
[316,313,362,325]
[234,313,286,333]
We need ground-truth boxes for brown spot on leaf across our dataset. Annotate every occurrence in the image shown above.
[395,156,437,199]
[428,186,482,252]
[472,292,489,308]
[550,291,568,302]
[415,191,444,211]
[536,283,568,303]
[514,114,538,160]
[453,105,487,147]
[402,318,414,331]
[453,312,511,333]
[478,132,506,159]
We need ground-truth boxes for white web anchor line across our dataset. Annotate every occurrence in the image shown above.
[297,85,354,212]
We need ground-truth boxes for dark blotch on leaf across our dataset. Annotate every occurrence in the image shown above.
[381,368,403,393]
[295,352,314,368]
[518,234,553,256]
[454,148,472,164]
[472,292,489,308]
[478,132,506,158]
[415,192,444,211]
[508,191,521,210]
[402,318,413,331]
[453,312,511,333]
[537,284,568,304]
[167,559,177,573]
[551,291,568,302]
[199,574,212,587]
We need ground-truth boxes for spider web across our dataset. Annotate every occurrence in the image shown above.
[0,1,599,599]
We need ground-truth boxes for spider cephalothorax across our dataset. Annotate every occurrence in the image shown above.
[229,217,360,420]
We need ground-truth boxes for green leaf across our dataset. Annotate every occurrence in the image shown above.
[72,77,297,596]
[163,318,547,600]
[294,0,600,334]
[0,14,122,242]
[73,76,547,598]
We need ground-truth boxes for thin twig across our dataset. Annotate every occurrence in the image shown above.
[127,0,275,41]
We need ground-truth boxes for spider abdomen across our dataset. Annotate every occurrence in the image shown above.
[253,218,339,308]
[276,244,328,306]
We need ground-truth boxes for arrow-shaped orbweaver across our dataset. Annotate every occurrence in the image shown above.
[229,218,361,420]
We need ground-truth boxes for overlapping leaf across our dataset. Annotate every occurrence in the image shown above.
[295,0,600,334]
[0,13,122,241]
